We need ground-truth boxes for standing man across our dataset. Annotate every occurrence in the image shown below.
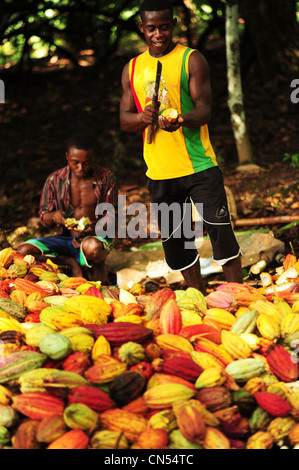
[17,135,117,283]
[119,0,242,294]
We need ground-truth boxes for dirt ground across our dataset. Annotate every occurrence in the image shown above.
[0,40,298,261]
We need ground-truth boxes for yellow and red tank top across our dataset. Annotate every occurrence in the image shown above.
[129,43,218,180]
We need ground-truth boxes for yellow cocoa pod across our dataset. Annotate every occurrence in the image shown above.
[180,309,203,327]
[0,384,12,405]
[195,367,227,389]
[148,409,177,433]
[267,416,297,442]
[256,314,280,341]
[251,300,282,324]
[64,295,112,317]
[155,334,193,353]
[191,350,225,370]
[221,330,252,360]
[0,317,26,334]
[143,383,195,409]
[246,431,274,449]
[161,107,178,123]
[280,313,299,338]
[244,376,267,394]
[80,307,108,325]
[68,333,95,354]
[202,427,230,449]
[91,335,111,361]
[203,308,236,330]
[286,391,299,419]
[114,314,143,324]
[239,333,261,351]
[234,307,250,318]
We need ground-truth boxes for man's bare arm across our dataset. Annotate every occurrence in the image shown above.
[159,51,212,132]
[119,62,159,133]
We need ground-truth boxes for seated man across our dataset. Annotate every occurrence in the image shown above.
[17,135,117,282]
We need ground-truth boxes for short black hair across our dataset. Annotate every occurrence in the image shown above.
[139,0,173,19]
[66,134,95,152]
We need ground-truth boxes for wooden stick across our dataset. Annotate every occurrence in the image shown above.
[234,215,299,226]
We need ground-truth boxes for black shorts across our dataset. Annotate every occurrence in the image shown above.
[147,166,241,271]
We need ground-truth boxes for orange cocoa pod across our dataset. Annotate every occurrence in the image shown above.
[216,283,265,307]
[26,300,51,314]
[12,419,41,449]
[0,247,16,268]
[61,277,88,289]
[14,278,47,298]
[265,343,299,382]
[100,408,148,442]
[159,298,182,335]
[122,396,149,416]
[172,399,207,444]
[136,428,169,449]
[254,391,292,417]
[10,289,27,306]
[62,351,91,375]
[147,371,196,391]
[47,429,89,449]
[115,303,143,319]
[194,338,234,366]
[84,354,127,384]
[144,287,176,321]
[203,308,236,330]
[12,391,65,420]
[179,323,221,344]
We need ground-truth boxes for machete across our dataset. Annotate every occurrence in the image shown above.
[146,60,162,145]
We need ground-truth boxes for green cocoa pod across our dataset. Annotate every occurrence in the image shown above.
[169,429,203,450]
[248,406,272,433]
[36,414,68,443]
[39,333,72,360]
[0,406,19,428]
[0,350,47,384]
[0,425,10,446]
[63,403,99,434]
[25,324,56,348]
[230,309,259,335]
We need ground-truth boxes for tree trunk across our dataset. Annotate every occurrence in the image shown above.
[225,0,253,164]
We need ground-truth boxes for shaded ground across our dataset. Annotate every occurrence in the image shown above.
[0,39,298,259]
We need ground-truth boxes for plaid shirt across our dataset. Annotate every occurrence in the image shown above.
[39,165,117,228]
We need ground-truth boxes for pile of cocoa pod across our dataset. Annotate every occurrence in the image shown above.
[1,246,299,450]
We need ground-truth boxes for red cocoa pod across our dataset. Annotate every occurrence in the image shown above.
[179,323,222,344]
[130,361,154,380]
[68,385,115,412]
[254,391,292,417]
[84,285,104,299]
[196,386,232,412]
[12,419,41,449]
[229,439,247,449]
[12,391,65,420]
[159,298,182,335]
[144,287,176,320]
[62,351,91,375]
[82,322,153,347]
[265,343,299,382]
[47,429,89,449]
[156,356,203,383]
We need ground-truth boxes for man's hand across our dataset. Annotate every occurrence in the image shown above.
[141,102,160,126]
[43,210,66,227]
[158,114,184,132]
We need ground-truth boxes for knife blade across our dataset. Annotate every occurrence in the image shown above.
[146,60,162,145]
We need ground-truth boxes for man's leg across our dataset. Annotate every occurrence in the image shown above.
[17,241,83,277]
[222,255,243,284]
[81,237,109,282]
[181,258,206,294]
